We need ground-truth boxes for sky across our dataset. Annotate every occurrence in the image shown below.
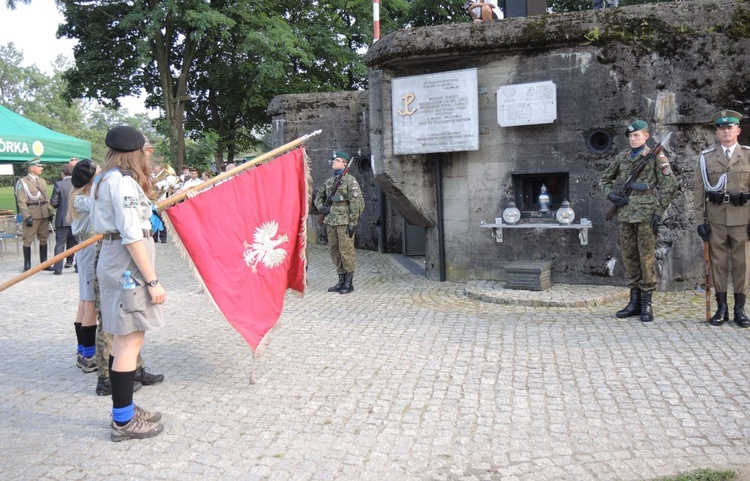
[0,1,152,116]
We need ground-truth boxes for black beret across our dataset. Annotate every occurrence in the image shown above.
[105,125,145,152]
[71,159,97,188]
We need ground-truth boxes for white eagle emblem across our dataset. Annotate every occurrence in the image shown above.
[243,221,289,273]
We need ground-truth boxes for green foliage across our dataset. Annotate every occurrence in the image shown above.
[650,468,736,481]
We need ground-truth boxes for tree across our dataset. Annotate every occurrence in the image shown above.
[59,0,237,169]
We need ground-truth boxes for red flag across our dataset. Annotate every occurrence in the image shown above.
[166,148,307,350]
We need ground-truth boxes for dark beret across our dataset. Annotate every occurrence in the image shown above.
[625,120,649,137]
[105,125,145,152]
[71,159,97,188]
[330,150,351,162]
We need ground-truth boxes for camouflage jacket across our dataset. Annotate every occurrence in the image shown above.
[600,145,678,223]
[313,173,365,227]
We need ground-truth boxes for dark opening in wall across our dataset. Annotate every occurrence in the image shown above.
[357,155,371,174]
[586,129,613,153]
[512,172,570,214]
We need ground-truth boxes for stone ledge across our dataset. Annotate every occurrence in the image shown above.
[465,280,629,307]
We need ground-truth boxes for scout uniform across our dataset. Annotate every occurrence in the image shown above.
[15,157,55,272]
[92,125,164,442]
[313,151,365,294]
[694,110,750,327]
[601,120,678,322]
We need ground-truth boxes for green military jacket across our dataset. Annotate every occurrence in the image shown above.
[16,174,53,220]
[601,145,678,223]
[313,173,365,227]
[693,144,750,227]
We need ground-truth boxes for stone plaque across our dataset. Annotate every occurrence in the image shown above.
[497,81,557,127]
[392,69,479,155]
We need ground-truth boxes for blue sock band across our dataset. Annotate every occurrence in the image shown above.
[112,403,135,424]
[82,346,96,358]
[77,344,83,355]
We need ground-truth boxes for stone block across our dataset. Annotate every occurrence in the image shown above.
[504,260,553,291]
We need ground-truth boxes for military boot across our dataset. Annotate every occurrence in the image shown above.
[640,290,653,322]
[327,273,346,292]
[23,246,31,272]
[733,293,750,328]
[339,272,354,295]
[39,244,54,271]
[615,288,641,318]
[709,292,729,326]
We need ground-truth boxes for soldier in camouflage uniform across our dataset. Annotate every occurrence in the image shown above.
[601,120,678,322]
[314,151,365,294]
[694,110,750,328]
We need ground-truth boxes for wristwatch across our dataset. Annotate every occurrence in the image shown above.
[146,278,159,287]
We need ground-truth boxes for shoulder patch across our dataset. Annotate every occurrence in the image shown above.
[123,196,138,208]
[662,166,672,176]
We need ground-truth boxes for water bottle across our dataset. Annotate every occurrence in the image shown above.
[121,271,137,289]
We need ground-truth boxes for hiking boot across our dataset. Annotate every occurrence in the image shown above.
[134,404,162,423]
[110,417,164,442]
[134,367,164,386]
[79,356,98,373]
[76,353,83,369]
[96,377,142,396]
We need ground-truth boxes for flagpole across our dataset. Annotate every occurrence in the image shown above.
[158,129,322,210]
[0,130,322,293]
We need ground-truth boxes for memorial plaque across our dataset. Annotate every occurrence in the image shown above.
[497,81,557,127]
[392,69,479,155]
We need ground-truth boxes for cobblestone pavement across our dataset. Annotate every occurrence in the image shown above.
[0,242,749,481]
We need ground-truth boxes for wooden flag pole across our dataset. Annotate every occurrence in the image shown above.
[0,130,322,293]
[157,129,322,210]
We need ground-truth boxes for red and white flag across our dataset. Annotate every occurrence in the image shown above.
[166,148,308,351]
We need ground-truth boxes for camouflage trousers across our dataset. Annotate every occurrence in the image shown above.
[619,221,656,292]
[327,224,356,274]
[92,241,144,379]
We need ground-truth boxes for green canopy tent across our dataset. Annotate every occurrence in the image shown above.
[0,104,91,164]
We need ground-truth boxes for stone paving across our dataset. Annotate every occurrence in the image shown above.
[0,241,749,481]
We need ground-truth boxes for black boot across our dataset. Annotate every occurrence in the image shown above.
[640,290,653,322]
[615,288,641,318]
[339,272,354,294]
[733,293,750,328]
[327,273,345,292]
[39,244,54,271]
[23,246,31,272]
[710,292,729,326]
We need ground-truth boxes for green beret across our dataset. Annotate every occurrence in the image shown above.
[105,125,145,152]
[712,110,742,126]
[24,157,42,168]
[330,151,351,162]
[625,120,649,137]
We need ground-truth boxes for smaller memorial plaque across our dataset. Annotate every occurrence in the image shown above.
[497,81,557,127]
[392,69,479,155]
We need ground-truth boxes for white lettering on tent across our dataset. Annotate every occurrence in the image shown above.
[0,139,30,154]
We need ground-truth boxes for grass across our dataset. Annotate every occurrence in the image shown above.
[0,185,54,213]
[652,468,736,481]
[0,186,17,213]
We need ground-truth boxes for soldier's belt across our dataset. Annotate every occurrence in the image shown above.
[26,201,48,206]
[102,229,153,241]
[331,201,348,206]
[630,189,654,196]
[706,192,750,206]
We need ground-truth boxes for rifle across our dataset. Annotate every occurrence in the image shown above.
[317,156,355,226]
[605,131,672,221]
[704,241,712,323]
